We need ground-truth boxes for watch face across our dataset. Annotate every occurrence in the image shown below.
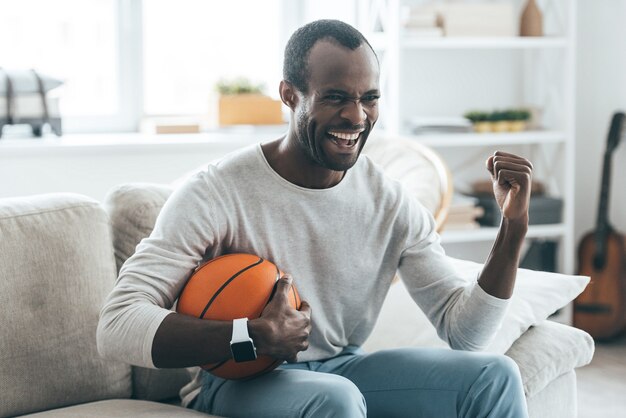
[230,341,257,362]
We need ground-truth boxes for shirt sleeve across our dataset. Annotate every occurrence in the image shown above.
[96,172,220,368]
[397,198,509,351]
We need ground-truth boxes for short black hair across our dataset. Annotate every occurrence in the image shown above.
[283,19,376,93]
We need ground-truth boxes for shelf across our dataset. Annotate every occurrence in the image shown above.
[393,131,567,147]
[368,34,569,51]
[401,37,568,50]
[0,127,286,156]
[441,223,566,244]
[360,0,576,271]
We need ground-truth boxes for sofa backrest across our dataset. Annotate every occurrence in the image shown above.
[0,193,131,418]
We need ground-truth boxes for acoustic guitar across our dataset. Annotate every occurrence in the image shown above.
[575,111,626,340]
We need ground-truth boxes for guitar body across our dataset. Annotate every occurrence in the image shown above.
[574,111,626,340]
[575,230,626,339]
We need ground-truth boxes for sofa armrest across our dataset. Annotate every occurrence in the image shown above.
[505,320,594,397]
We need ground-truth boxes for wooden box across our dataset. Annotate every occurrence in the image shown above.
[218,94,283,126]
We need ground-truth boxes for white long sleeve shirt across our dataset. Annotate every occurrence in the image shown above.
[97,143,509,406]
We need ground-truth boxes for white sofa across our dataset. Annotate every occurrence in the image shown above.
[0,184,593,417]
[105,182,595,418]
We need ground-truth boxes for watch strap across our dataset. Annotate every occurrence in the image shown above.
[231,317,251,343]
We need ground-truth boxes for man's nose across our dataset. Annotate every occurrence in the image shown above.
[340,100,367,125]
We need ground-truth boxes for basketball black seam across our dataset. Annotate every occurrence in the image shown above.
[262,265,281,309]
[199,257,264,319]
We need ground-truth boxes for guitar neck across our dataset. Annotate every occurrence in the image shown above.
[595,151,613,235]
[591,111,623,270]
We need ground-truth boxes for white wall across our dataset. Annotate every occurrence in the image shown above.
[0,134,263,203]
[575,0,626,249]
[2,1,625,269]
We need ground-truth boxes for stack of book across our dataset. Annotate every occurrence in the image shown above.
[401,5,444,38]
[402,2,516,38]
[140,117,201,134]
[444,194,485,231]
[407,116,473,135]
[439,3,516,37]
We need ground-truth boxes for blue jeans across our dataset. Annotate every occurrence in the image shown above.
[192,346,529,418]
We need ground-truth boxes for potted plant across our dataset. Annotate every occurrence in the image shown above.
[508,109,531,131]
[216,77,284,126]
[464,108,532,133]
[464,111,491,133]
[490,110,511,132]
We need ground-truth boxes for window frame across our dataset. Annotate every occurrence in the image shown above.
[60,0,142,133]
[65,0,304,133]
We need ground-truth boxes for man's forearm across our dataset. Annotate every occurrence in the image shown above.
[477,216,528,299]
[152,313,234,368]
[152,312,276,368]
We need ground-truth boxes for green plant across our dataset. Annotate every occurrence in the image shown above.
[489,110,509,122]
[464,108,532,123]
[509,109,531,121]
[216,77,266,95]
[463,111,490,123]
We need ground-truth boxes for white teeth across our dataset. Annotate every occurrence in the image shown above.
[328,131,361,140]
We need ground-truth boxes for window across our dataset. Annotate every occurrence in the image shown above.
[1,0,289,133]
[143,0,284,117]
[1,1,358,133]
[0,0,118,116]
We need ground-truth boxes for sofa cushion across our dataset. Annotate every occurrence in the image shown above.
[131,366,194,402]
[0,194,131,418]
[18,399,218,417]
[505,320,594,397]
[363,257,590,355]
[526,370,577,418]
[104,183,173,272]
[449,257,590,353]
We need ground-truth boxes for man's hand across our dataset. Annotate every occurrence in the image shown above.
[248,275,311,363]
[478,151,533,299]
[486,151,533,222]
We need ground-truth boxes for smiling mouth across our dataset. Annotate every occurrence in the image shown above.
[327,130,364,148]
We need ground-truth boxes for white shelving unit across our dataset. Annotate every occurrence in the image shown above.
[358,0,577,273]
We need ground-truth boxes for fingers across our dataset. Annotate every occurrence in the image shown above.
[277,274,293,290]
[485,155,495,176]
[299,300,312,317]
[496,170,531,192]
[298,300,312,335]
[262,274,312,362]
[486,151,533,181]
[270,275,293,304]
[493,162,532,185]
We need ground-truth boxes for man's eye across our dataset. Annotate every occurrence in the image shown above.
[362,95,380,103]
[326,95,344,102]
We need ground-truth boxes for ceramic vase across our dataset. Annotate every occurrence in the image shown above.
[520,0,543,37]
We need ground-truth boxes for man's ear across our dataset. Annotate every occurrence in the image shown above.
[279,80,298,110]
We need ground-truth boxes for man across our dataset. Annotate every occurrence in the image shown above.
[98,20,532,417]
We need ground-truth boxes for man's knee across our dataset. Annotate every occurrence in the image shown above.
[462,354,528,417]
[305,376,366,418]
[482,355,523,385]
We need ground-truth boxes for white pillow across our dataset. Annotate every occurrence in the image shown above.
[363,256,590,355]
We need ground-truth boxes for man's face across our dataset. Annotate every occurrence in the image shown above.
[294,40,380,172]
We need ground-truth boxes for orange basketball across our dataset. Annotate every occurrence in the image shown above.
[176,253,301,380]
